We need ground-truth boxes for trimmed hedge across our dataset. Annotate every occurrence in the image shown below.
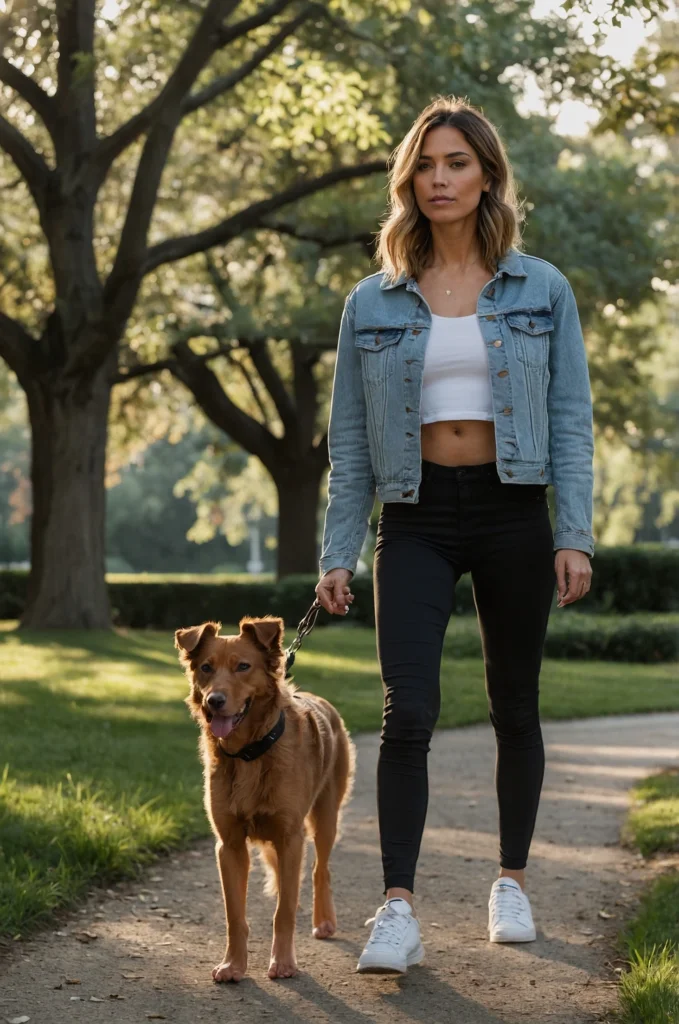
[2,545,678,622]
[435,613,679,663]
[1,545,677,664]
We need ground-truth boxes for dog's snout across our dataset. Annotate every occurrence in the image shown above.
[206,692,226,711]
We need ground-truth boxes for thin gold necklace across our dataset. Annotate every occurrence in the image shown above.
[436,256,481,295]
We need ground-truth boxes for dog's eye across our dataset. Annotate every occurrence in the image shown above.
[200,663,213,673]
[237,662,250,672]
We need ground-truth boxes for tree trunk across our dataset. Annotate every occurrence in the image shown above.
[20,356,115,629]
[275,463,326,580]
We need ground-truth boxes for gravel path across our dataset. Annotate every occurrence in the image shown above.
[3,712,679,1024]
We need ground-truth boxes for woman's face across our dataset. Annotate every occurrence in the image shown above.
[411,124,490,224]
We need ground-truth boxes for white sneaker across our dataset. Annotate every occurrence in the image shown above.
[356,897,425,973]
[488,877,536,942]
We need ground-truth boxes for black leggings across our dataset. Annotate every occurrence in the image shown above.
[373,459,556,894]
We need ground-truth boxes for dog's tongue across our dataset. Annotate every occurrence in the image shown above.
[210,715,236,739]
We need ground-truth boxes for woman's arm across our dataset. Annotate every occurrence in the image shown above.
[547,275,595,558]
[318,287,376,578]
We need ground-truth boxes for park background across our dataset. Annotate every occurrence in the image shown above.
[0,0,678,1019]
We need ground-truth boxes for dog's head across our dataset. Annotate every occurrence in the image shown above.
[174,615,285,741]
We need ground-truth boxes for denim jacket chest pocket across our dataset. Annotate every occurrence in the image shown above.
[354,325,406,386]
[505,309,553,368]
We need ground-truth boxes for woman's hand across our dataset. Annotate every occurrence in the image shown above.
[555,549,592,607]
[315,568,355,615]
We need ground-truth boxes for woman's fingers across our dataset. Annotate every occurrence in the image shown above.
[315,576,354,615]
[555,550,592,607]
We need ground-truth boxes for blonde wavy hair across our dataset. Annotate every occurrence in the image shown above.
[375,96,525,283]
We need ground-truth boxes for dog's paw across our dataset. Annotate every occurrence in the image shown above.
[268,956,298,980]
[312,920,336,939]
[212,960,246,983]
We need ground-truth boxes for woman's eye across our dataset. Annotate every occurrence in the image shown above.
[200,663,212,673]
[237,662,250,672]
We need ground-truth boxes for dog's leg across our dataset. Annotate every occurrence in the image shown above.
[213,837,250,983]
[268,829,305,980]
[309,783,340,939]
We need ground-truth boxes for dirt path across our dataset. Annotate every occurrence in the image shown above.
[3,712,679,1024]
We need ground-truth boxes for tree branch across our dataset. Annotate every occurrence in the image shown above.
[247,338,297,430]
[144,159,386,272]
[171,339,281,464]
[225,348,272,426]
[182,3,315,115]
[0,113,50,208]
[262,218,377,250]
[92,0,282,178]
[0,57,58,139]
[216,0,298,47]
[0,311,37,382]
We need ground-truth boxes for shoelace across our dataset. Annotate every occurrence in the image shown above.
[363,905,410,947]
[489,887,527,921]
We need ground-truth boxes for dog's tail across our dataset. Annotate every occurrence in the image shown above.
[256,841,308,899]
[257,844,280,897]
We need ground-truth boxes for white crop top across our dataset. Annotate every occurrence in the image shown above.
[419,313,493,424]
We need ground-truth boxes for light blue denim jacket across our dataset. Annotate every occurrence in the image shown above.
[319,247,595,577]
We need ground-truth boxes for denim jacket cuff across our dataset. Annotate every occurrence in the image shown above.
[553,530,594,558]
[318,555,356,579]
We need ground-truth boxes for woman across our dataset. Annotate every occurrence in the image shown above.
[314,96,594,975]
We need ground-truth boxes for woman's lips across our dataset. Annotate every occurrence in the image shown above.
[430,197,455,203]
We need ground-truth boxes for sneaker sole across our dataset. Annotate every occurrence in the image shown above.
[356,941,425,974]
[488,929,537,943]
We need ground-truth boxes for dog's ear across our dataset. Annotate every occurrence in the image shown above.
[239,615,284,652]
[174,621,221,660]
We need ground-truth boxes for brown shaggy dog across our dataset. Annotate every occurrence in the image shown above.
[175,615,355,982]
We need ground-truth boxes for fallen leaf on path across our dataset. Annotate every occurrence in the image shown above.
[121,973,144,980]
[145,1015,166,1020]
[598,910,614,919]
[74,931,98,943]
[65,978,81,985]
[108,994,125,1000]
[89,997,104,1002]
[7,1016,30,1023]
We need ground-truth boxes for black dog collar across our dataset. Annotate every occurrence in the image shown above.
[219,709,286,762]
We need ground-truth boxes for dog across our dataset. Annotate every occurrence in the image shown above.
[175,614,355,982]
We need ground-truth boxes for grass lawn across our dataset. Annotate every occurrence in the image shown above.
[1,618,678,938]
[618,770,679,1023]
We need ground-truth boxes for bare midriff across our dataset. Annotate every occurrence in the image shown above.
[420,418,496,466]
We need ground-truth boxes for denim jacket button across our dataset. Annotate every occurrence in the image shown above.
[498,369,509,377]
[405,406,412,412]
[411,329,422,335]
[374,334,382,344]
[505,470,514,477]
[503,406,512,414]
[493,339,502,347]
[402,489,414,497]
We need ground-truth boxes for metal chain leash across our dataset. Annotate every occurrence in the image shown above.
[284,596,323,677]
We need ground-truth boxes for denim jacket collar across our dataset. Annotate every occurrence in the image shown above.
[378,246,528,290]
